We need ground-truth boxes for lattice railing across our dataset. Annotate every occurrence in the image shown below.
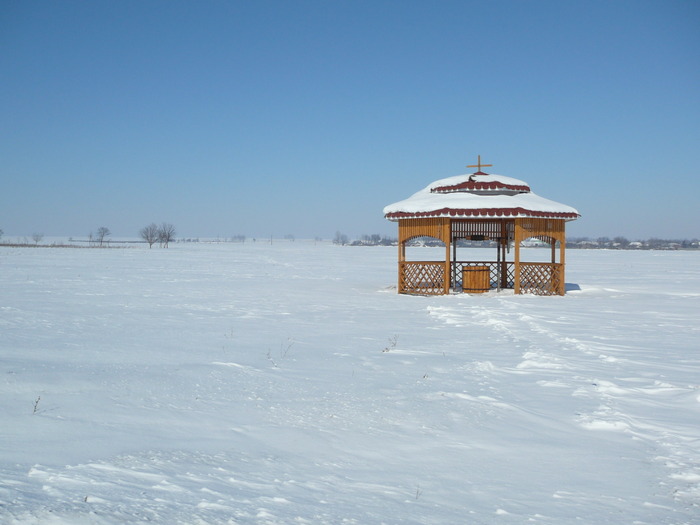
[399,262,445,295]
[401,261,562,295]
[452,261,515,290]
[519,263,563,295]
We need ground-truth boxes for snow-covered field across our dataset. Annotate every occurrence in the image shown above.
[1,242,698,524]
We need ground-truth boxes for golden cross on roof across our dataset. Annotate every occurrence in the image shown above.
[467,155,493,173]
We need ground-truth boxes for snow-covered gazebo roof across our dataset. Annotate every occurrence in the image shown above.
[383,171,580,221]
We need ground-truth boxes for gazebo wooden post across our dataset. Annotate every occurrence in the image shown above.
[452,233,458,291]
[398,234,406,293]
[559,227,566,295]
[444,233,451,294]
[500,221,508,290]
[434,217,451,294]
[501,240,508,289]
[551,239,556,264]
[514,219,522,294]
[496,237,501,292]
[550,237,557,296]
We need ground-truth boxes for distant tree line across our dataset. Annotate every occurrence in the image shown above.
[350,233,397,246]
[331,232,699,250]
[333,232,396,246]
[2,225,696,251]
[568,237,699,250]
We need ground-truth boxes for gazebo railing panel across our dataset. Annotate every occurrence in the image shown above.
[452,261,515,290]
[519,263,563,296]
[399,261,445,295]
[400,260,563,295]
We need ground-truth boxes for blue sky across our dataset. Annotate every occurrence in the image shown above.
[1,0,698,240]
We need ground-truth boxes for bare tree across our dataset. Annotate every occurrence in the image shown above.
[140,223,159,248]
[0,228,4,240]
[32,233,44,245]
[96,226,111,247]
[333,231,348,245]
[158,223,176,248]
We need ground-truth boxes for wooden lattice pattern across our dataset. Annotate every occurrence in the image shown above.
[400,262,445,295]
[519,263,562,295]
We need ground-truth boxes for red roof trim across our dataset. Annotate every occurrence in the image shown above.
[432,180,530,193]
[385,207,580,220]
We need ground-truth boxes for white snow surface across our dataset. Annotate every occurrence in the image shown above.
[1,243,698,524]
[383,173,580,219]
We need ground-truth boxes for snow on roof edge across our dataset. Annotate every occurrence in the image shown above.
[383,172,580,221]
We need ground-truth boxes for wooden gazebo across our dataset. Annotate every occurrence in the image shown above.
[383,158,580,296]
